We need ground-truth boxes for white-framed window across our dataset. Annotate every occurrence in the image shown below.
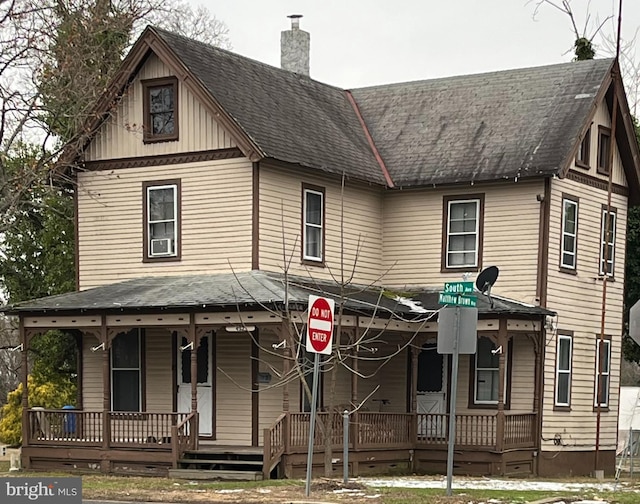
[595,338,611,408]
[555,333,573,407]
[560,197,578,270]
[111,329,142,412]
[303,186,324,262]
[145,181,179,259]
[444,196,482,269]
[599,207,616,276]
[474,337,500,404]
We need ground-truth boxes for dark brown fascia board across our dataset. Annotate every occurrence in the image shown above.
[147,28,264,162]
[558,61,614,180]
[261,157,387,188]
[611,60,640,205]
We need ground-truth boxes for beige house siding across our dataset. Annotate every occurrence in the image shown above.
[258,163,384,285]
[383,180,543,304]
[258,329,287,443]
[452,336,534,415]
[85,53,237,162]
[145,329,173,412]
[541,166,628,453]
[216,331,252,444]
[82,334,103,412]
[77,157,253,289]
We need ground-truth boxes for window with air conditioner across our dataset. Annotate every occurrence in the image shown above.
[143,180,181,261]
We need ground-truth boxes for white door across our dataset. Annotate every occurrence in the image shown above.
[177,333,213,437]
[417,343,447,438]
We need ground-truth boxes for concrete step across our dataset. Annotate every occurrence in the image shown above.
[168,468,263,481]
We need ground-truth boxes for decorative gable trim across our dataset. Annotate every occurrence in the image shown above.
[566,169,628,197]
[83,147,243,171]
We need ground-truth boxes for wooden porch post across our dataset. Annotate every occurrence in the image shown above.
[20,320,29,455]
[411,347,419,413]
[495,319,508,454]
[101,317,111,473]
[280,322,290,412]
[189,314,197,415]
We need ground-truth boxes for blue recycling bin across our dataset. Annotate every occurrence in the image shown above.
[63,405,76,435]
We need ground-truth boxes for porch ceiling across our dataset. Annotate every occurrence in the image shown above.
[1,270,553,319]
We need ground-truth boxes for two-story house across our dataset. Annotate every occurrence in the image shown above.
[4,20,640,479]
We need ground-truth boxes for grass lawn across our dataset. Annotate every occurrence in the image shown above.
[1,463,639,503]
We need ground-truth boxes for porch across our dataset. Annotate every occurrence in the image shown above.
[22,409,538,477]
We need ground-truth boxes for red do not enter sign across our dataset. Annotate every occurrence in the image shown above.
[306,295,335,355]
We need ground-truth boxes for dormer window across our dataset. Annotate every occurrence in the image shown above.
[575,127,590,168]
[142,77,179,143]
[143,180,181,262]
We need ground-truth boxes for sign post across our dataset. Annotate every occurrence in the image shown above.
[438,282,478,497]
[305,295,335,497]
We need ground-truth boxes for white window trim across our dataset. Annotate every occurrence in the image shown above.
[303,188,324,262]
[474,338,506,405]
[446,199,480,269]
[111,329,142,412]
[599,208,616,277]
[560,198,578,269]
[147,184,178,258]
[555,334,573,407]
[594,339,611,408]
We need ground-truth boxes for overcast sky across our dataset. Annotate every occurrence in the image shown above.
[194,0,638,91]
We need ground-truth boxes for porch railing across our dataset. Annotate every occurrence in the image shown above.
[110,412,190,447]
[27,409,190,449]
[504,413,537,449]
[262,413,286,480]
[171,412,198,468]
[289,412,346,448]
[28,409,103,446]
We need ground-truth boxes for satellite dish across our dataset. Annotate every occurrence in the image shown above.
[476,266,499,294]
[476,266,499,309]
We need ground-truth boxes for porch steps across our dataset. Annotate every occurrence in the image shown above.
[170,447,264,481]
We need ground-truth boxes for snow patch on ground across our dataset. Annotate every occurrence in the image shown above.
[361,475,621,492]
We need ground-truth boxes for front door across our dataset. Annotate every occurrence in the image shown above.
[417,343,447,437]
[177,333,213,437]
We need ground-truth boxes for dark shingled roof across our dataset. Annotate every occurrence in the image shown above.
[153,28,385,184]
[350,58,614,187]
[3,271,553,318]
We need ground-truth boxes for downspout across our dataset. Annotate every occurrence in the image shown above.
[595,0,622,471]
[595,70,619,473]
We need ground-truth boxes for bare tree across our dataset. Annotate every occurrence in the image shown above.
[223,178,436,478]
[0,0,230,234]
[528,0,639,112]
[0,316,20,404]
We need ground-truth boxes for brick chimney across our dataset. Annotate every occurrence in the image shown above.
[281,14,310,76]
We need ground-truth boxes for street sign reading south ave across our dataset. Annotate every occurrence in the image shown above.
[443,281,474,294]
[438,292,477,307]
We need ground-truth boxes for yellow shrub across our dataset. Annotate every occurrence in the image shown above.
[0,375,76,446]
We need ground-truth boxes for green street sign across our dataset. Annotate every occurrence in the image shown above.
[443,281,474,294]
[438,292,478,307]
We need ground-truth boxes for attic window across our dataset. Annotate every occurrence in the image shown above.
[142,77,179,143]
[597,126,611,175]
[575,127,590,168]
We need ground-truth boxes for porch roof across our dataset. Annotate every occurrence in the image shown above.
[2,271,553,319]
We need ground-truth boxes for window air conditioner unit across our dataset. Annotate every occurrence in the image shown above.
[150,238,172,256]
